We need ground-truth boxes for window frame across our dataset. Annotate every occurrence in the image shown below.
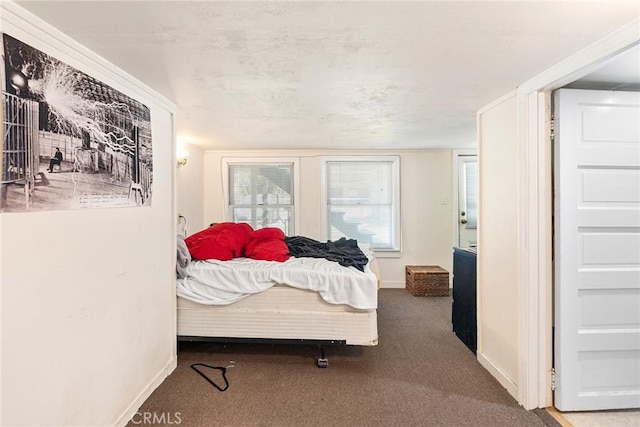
[321,155,401,253]
[222,157,300,235]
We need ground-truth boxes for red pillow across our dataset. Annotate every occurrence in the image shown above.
[245,227,289,262]
[185,222,253,260]
[250,227,285,241]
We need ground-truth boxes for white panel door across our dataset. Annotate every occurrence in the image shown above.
[554,88,640,411]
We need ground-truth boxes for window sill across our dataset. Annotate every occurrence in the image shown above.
[372,250,402,259]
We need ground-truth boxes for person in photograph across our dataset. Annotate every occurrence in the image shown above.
[48,147,63,172]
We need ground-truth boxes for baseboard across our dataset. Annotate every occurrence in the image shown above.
[477,351,518,400]
[380,280,405,288]
[114,355,178,427]
[380,281,453,290]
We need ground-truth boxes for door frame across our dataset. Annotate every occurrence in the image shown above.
[452,149,478,248]
[515,18,640,409]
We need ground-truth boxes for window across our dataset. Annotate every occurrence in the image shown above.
[223,158,299,235]
[322,156,400,251]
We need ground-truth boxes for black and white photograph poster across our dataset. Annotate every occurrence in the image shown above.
[1,33,153,212]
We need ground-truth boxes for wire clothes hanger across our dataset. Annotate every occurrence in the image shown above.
[190,361,235,392]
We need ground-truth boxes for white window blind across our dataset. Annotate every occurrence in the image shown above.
[227,163,295,235]
[324,157,400,251]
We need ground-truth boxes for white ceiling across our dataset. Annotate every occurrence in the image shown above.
[15,1,640,150]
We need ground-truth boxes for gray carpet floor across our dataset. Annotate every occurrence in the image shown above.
[129,289,558,427]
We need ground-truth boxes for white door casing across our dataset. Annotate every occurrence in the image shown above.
[554,88,640,411]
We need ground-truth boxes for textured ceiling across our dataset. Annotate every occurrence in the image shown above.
[15,1,640,150]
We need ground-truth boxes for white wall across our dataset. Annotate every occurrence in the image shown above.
[477,93,519,397]
[0,4,177,426]
[177,143,204,235]
[203,149,454,288]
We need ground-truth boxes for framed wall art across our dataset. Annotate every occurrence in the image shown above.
[1,33,153,212]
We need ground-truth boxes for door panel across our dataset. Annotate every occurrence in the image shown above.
[579,289,639,326]
[581,233,639,264]
[554,88,640,411]
[581,170,640,202]
[582,107,640,142]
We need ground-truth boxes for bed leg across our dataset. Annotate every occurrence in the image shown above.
[317,345,329,368]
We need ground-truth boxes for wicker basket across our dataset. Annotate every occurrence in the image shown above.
[405,265,450,297]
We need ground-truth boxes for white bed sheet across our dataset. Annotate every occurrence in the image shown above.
[177,256,378,309]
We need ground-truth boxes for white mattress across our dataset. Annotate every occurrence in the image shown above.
[177,285,378,346]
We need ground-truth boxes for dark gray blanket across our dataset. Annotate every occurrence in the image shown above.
[285,236,369,272]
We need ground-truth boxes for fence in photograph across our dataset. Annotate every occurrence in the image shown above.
[1,92,39,209]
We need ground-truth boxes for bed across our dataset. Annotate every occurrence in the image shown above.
[176,227,379,366]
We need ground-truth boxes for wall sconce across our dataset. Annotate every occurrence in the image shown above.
[177,156,188,167]
[176,148,189,168]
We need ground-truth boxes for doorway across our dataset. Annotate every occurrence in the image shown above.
[455,152,478,248]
